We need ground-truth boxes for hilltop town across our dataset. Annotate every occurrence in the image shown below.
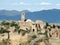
[0,11,60,45]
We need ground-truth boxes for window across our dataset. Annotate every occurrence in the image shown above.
[33,29,35,32]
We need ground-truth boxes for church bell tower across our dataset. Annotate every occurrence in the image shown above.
[21,11,25,22]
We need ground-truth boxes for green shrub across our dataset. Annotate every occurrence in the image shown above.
[31,35,37,39]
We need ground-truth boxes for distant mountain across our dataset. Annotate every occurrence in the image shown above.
[0,9,60,23]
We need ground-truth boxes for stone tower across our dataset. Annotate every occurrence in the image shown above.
[21,11,25,22]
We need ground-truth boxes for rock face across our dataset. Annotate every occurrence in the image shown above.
[30,35,46,45]
[49,39,60,45]
[0,20,60,45]
[0,12,60,45]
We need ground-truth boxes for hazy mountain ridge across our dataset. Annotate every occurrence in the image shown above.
[0,9,60,23]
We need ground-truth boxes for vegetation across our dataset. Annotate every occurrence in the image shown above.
[0,28,10,39]
[44,30,48,38]
[10,21,18,27]
[46,22,49,26]
[34,40,43,45]
[1,21,10,26]
[57,25,60,29]
[31,35,37,39]
[38,32,45,35]
[53,24,56,28]
[48,28,51,31]
[18,29,29,36]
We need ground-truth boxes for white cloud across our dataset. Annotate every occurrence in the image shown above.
[12,2,28,6]
[19,2,27,5]
[19,2,24,5]
[40,2,51,5]
[55,4,60,8]
[27,8,31,11]
[56,4,60,6]
[12,3,19,6]
[40,8,45,10]
[12,2,52,6]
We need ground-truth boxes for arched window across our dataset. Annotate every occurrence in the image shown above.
[35,24,37,27]
[33,29,35,32]
[38,24,40,28]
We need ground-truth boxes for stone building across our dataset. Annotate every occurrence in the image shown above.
[18,11,46,34]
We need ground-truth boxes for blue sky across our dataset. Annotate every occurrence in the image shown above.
[0,0,60,11]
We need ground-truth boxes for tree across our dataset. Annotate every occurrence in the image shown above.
[1,21,10,26]
[6,31,10,39]
[46,22,49,26]
[57,25,60,29]
[0,28,10,39]
[53,24,56,28]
